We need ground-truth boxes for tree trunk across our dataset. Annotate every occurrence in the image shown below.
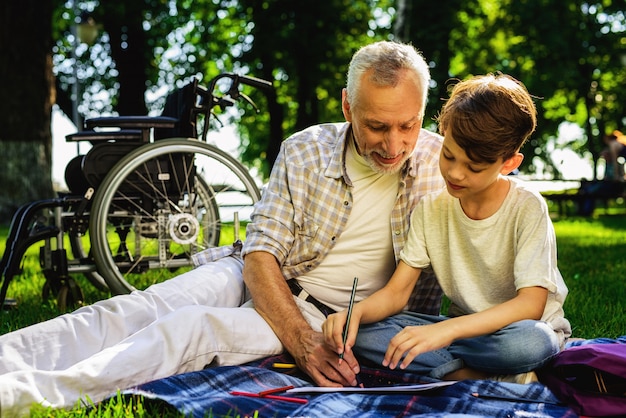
[0,0,56,221]
[393,0,462,121]
[99,3,149,115]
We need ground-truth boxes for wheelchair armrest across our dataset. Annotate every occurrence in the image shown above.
[85,116,178,130]
[66,129,144,143]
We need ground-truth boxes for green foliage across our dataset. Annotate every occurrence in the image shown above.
[51,0,399,179]
[396,0,625,179]
[234,0,397,176]
[481,1,623,175]
[51,0,625,181]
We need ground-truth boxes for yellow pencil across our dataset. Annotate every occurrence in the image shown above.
[272,362,297,369]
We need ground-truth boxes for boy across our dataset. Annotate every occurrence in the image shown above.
[323,73,571,383]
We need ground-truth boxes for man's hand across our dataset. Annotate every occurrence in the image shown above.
[242,251,361,387]
[294,328,361,387]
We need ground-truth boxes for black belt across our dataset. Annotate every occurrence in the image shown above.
[287,279,336,317]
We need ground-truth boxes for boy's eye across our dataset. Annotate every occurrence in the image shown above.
[443,152,484,173]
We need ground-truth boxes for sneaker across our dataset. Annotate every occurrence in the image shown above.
[493,371,538,384]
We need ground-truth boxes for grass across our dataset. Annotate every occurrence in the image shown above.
[1,212,626,415]
[0,225,242,417]
[550,215,626,338]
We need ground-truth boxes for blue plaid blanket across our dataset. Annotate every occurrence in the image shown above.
[125,357,577,417]
[123,337,626,417]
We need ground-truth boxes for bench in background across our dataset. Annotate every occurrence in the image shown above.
[541,180,626,216]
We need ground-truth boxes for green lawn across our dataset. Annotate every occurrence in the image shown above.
[1,213,625,416]
[550,215,626,338]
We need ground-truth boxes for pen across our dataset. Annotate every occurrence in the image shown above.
[230,390,308,404]
[340,277,358,360]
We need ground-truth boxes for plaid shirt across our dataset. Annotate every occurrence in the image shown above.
[195,122,445,314]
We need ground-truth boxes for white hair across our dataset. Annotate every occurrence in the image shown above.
[346,41,430,117]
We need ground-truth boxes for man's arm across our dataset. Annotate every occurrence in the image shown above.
[242,251,360,387]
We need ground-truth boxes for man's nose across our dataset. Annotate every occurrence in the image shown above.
[382,130,404,156]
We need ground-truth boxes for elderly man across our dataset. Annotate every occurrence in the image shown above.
[0,40,444,415]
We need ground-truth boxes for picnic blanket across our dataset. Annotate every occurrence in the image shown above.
[123,337,625,417]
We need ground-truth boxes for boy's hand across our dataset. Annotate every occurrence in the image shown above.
[383,322,454,370]
[322,306,362,359]
[322,310,349,355]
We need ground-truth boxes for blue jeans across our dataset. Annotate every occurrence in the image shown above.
[354,312,560,379]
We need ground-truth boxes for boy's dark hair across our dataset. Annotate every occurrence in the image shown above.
[437,73,537,163]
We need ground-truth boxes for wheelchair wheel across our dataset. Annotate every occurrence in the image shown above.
[89,138,261,294]
[42,278,85,311]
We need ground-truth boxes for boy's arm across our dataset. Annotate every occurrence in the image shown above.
[323,261,422,356]
[384,286,548,369]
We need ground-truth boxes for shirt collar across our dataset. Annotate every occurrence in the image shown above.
[325,122,352,186]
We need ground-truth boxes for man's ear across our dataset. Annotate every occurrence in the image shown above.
[341,88,352,122]
[501,152,524,175]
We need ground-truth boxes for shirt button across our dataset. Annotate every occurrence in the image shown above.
[344,201,349,206]
[394,230,401,235]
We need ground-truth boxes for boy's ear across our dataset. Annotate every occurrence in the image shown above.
[501,153,524,175]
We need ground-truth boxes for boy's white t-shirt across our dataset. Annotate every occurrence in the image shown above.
[400,177,571,346]
[297,136,400,311]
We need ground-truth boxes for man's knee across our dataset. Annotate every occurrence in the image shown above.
[143,256,246,307]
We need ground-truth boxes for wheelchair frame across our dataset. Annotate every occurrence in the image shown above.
[0,73,272,310]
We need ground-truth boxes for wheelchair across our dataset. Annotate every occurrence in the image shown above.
[0,73,272,310]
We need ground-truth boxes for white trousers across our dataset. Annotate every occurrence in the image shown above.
[0,256,325,416]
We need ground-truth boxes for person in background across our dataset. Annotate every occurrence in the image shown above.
[323,73,571,384]
[0,40,445,414]
[600,130,626,181]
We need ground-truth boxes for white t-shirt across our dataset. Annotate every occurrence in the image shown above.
[400,177,571,346]
[298,136,399,311]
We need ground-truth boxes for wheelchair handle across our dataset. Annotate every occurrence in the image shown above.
[204,73,273,99]
[237,74,273,91]
[194,72,274,140]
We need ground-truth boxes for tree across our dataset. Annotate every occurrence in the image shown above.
[392,0,465,129]
[235,0,395,175]
[53,0,282,177]
[396,0,626,179]
[488,0,625,179]
[3,0,623,222]
[0,0,60,220]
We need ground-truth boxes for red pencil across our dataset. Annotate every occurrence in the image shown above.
[230,390,308,404]
[258,385,295,396]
